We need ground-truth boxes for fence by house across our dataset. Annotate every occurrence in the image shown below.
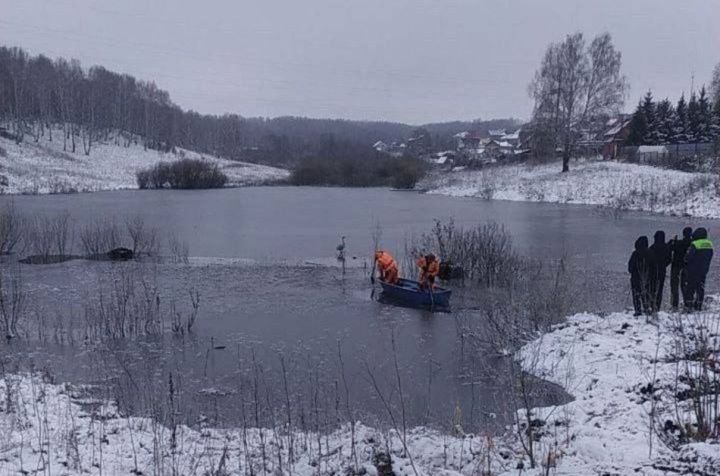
[619,143,718,171]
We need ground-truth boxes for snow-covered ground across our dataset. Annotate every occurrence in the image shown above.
[0,129,289,194]
[2,302,718,475]
[421,159,720,218]
[512,299,720,475]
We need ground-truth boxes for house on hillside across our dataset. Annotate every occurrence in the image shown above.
[373,141,388,153]
[488,129,506,140]
[500,129,522,147]
[601,117,631,159]
[429,150,455,167]
[572,115,631,159]
[373,140,406,158]
[454,131,480,151]
[484,139,514,159]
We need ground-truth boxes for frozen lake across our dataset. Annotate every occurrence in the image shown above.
[3,187,718,432]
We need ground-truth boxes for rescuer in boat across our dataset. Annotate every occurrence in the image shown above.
[416,253,440,290]
[374,250,400,284]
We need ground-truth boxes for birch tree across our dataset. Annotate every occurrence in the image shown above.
[530,32,628,172]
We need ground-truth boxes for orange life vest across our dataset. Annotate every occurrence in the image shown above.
[417,256,440,278]
[375,251,400,284]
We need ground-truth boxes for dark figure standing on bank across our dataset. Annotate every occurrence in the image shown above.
[649,230,671,311]
[684,227,714,311]
[628,236,655,316]
[669,227,693,311]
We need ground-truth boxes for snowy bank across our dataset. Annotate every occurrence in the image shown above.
[2,302,719,474]
[513,299,720,475]
[0,374,514,475]
[0,130,289,194]
[421,159,720,218]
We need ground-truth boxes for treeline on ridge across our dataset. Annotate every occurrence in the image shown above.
[0,45,517,186]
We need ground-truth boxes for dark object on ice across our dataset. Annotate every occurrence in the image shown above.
[210,337,226,350]
[107,247,134,261]
[438,260,464,280]
[669,227,693,310]
[0,126,19,141]
[628,236,655,316]
[616,322,631,334]
[649,230,671,311]
[684,227,713,311]
[379,278,451,308]
[19,254,80,265]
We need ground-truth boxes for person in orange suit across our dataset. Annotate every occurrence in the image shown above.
[374,250,400,284]
[416,253,440,290]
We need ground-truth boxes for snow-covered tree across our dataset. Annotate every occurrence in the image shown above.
[673,94,689,143]
[529,32,628,172]
[696,86,712,143]
[711,97,720,141]
[711,62,720,105]
[655,98,675,144]
[641,91,661,144]
[687,92,700,143]
[626,100,646,145]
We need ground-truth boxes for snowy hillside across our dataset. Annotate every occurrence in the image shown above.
[0,130,289,194]
[421,159,720,218]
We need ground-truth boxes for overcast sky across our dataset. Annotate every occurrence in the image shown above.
[1,0,717,124]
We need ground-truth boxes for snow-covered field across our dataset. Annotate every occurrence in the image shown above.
[422,159,720,218]
[513,300,720,475]
[2,302,718,475]
[0,130,289,194]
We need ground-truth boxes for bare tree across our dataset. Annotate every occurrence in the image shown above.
[530,32,628,172]
[0,202,24,255]
[126,216,159,256]
[711,62,720,105]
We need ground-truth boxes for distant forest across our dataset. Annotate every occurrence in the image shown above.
[0,46,518,171]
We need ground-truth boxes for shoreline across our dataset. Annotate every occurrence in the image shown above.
[420,159,720,219]
[0,132,290,195]
[1,300,718,474]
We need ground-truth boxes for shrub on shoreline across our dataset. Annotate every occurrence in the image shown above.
[137,159,228,189]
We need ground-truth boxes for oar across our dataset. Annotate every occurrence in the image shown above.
[370,253,377,299]
[428,276,435,309]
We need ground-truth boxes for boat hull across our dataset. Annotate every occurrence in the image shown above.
[379,278,451,307]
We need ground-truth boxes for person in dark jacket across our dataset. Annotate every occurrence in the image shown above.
[628,236,655,316]
[684,227,713,311]
[669,227,693,311]
[649,230,672,311]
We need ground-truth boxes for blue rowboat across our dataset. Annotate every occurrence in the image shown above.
[379,278,451,308]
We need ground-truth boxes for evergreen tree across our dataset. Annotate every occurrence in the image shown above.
[655,98,674,144]
[626,100,646,145]
[687,92,700,142]
[640,91,660,144]
[711,98,720,141]
[696,86,711,143]
[673,94,689,143]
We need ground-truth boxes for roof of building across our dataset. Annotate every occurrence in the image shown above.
[486,139,514,148]
[500,129,521,141]
[603,119,631,137]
